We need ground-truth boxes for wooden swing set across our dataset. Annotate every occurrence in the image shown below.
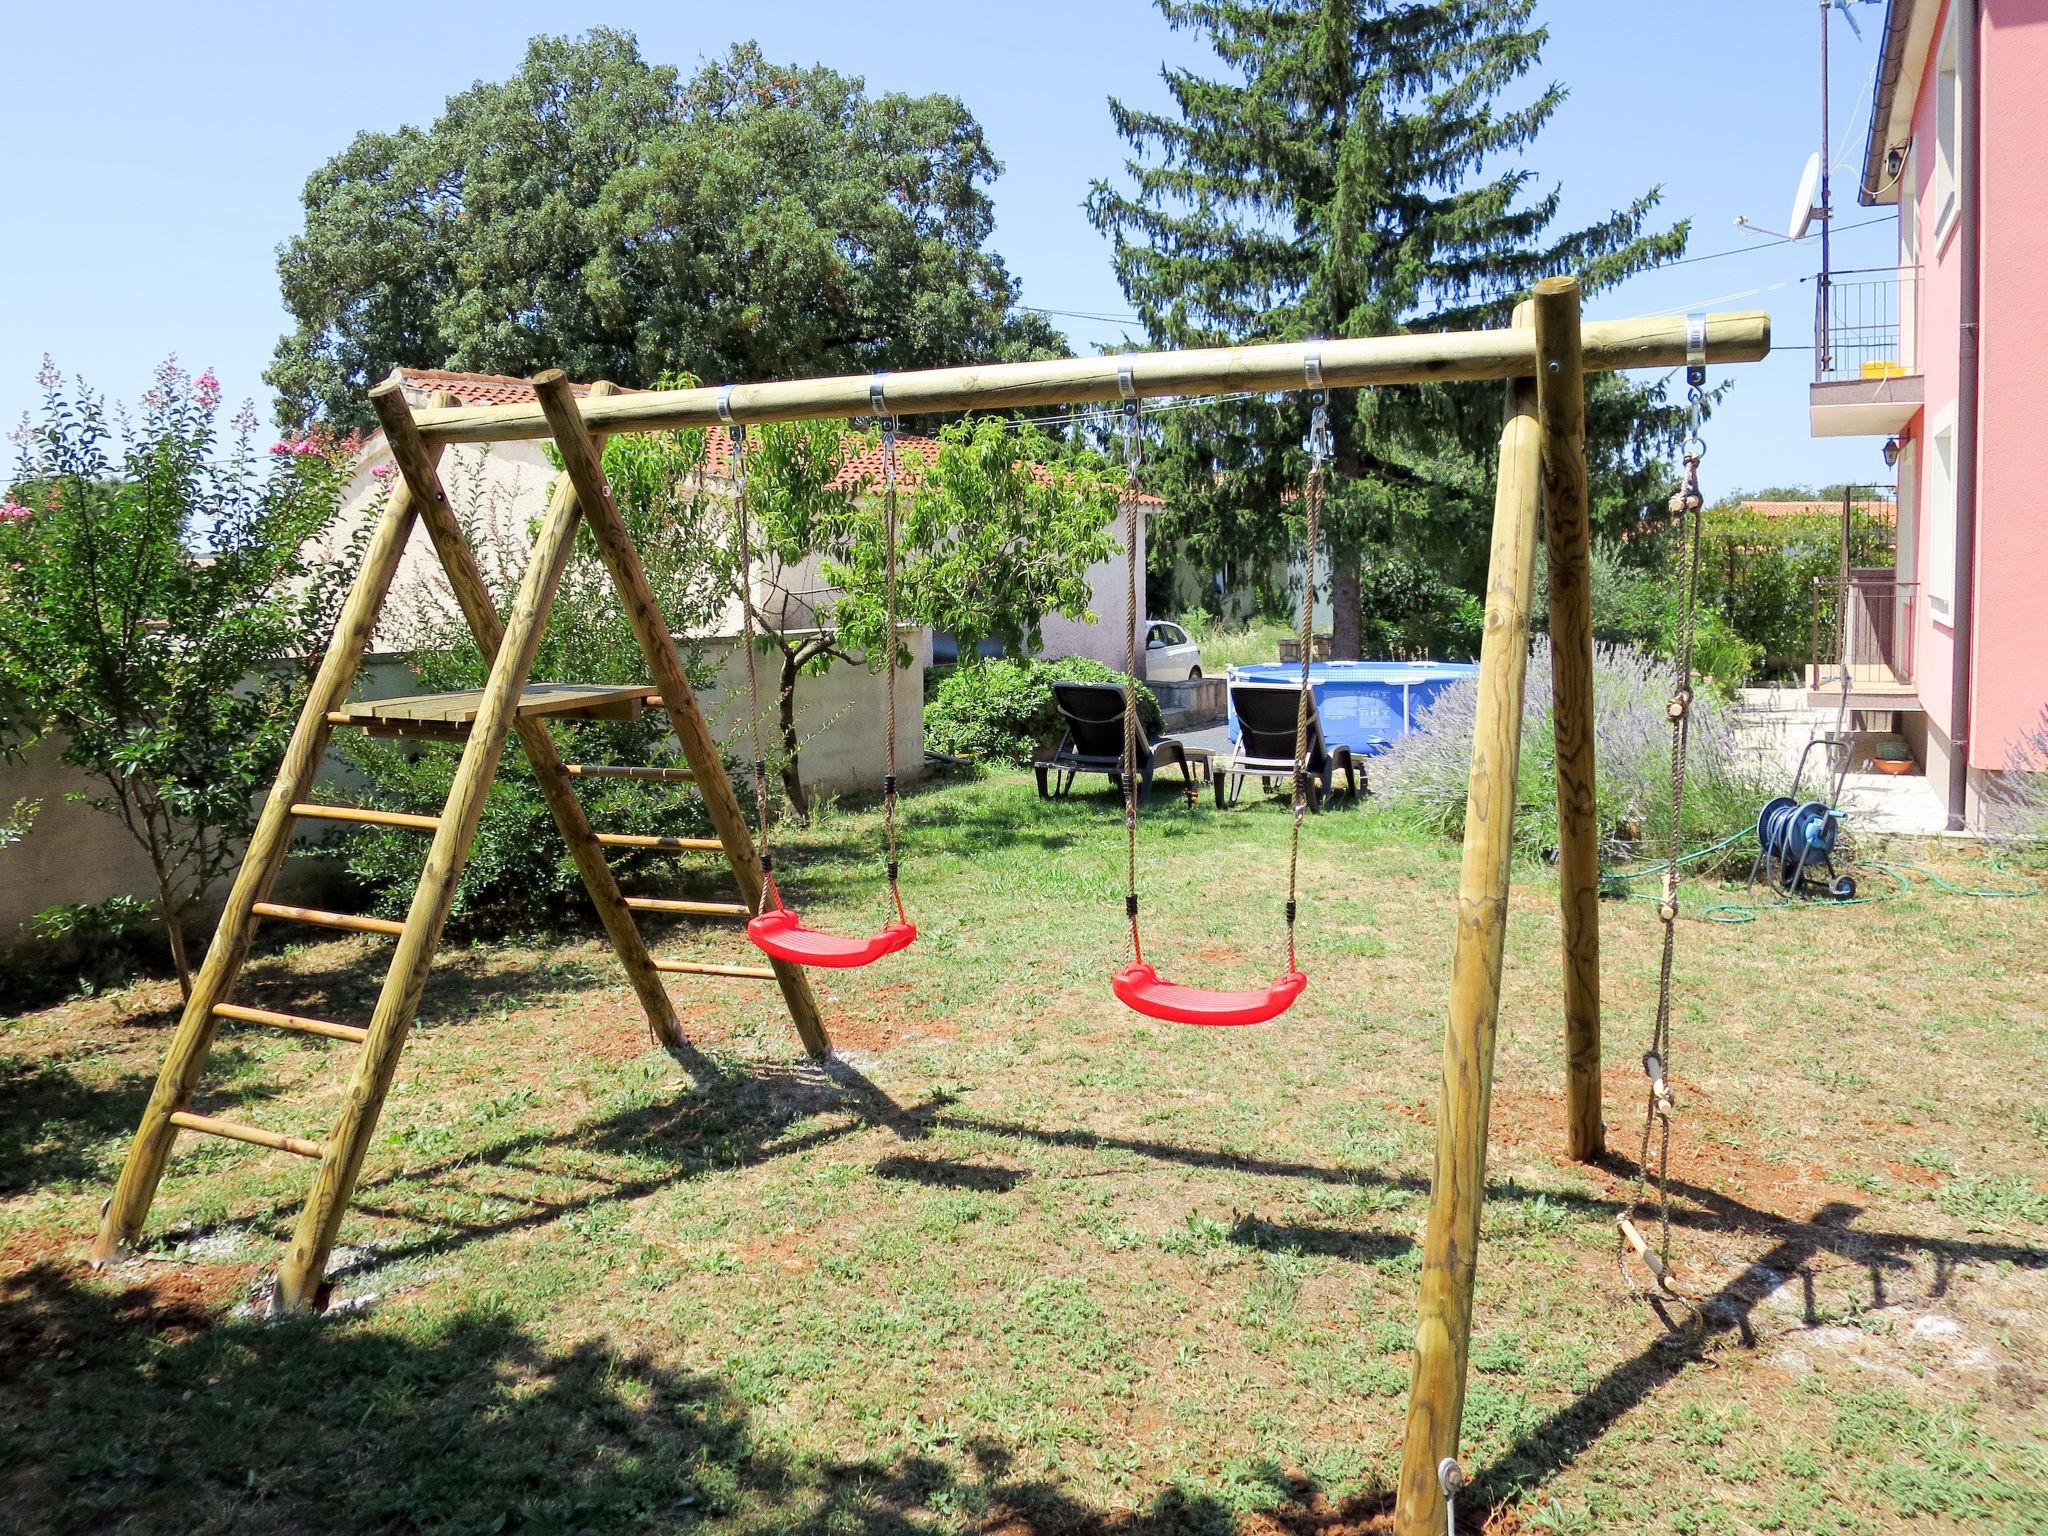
[90,277,1767,1536]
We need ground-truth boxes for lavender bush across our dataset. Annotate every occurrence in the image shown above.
[1372,638,1775,872]
[1985,706,2048,841]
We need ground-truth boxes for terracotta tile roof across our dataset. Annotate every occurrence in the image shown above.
[393,368,1162,506]
[396,368,608,406]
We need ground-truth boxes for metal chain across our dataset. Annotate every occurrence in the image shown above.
[875,380,907,926]
[1286,366,1330,974]
[1620,366,1708,1305]
[1119,373,1144,964]
[727,411,782,915]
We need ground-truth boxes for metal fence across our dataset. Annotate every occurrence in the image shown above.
[1813,268,1910,382]
[1811,576,1917,690]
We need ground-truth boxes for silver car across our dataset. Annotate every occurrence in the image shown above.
[1142,619,1203,681]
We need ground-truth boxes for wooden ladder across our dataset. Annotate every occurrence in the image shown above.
[90,374,828,1312]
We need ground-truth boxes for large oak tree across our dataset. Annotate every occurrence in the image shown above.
[270,31,1063,430]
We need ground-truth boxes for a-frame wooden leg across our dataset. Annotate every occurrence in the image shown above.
[530,372,830,1059]
[91,467,430,1265]
[1393,307,1545,1536]
[372,379,682,1048]
[274,453,594,1311]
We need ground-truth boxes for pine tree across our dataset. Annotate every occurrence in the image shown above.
[1089,0,1688,658]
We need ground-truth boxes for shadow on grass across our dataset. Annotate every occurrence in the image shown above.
[1,1259,1377,1535]
[0,1044,282,1198]
[873,1154,1025,1193]
[32,931,2045,1530]
[1228,1213,1413,1265]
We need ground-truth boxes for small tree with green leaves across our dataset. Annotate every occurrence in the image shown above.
[827,417,1124,662]
[0,360,352,991]
[721,415,1123,819]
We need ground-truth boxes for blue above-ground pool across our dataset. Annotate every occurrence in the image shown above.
[1225,660,1478,756]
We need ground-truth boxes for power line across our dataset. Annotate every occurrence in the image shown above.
[1015,214,1898,330]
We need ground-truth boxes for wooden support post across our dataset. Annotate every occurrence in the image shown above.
[273,432,593,1312]
[1393,306,1546,1536]
[372,379,682,1048]
[531,371,831,1060]
[91,458,430,1264]
[1533,277,1604,1163]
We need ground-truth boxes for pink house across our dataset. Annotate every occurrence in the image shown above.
[1808,0,2048,828]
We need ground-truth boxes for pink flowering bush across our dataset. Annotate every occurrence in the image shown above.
[0,358,354,990]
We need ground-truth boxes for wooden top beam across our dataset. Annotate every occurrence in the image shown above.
[405,311,1770,445]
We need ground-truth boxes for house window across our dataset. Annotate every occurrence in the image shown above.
[1926,410,1957,619]
[1934,8,1961,243]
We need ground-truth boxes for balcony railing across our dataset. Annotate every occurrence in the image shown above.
[1813,268,1911,383]
[1810,576,1917,693]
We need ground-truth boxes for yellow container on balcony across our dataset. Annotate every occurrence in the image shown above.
[1861,360,1908,379]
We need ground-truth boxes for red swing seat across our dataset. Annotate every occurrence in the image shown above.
[1112,961,1306,1028]
[747,907,917,969]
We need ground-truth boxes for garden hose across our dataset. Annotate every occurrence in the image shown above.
[1599,821,2039,924]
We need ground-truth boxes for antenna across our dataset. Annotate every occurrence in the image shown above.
[1731,148,1826,244]
[1788,151,1824,241]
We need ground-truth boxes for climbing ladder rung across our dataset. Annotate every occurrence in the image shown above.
[653,958,776,980]
[595,833,723,851]
[213,1002,368,1044]
[291,801,441,832]
[169,1110,325,1159]
[624,896,749,918]
[251,901,405,937]
[566,763,695,782]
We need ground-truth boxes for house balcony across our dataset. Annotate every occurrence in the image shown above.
[1808,270,1921,437]
[1807,574,1921,711]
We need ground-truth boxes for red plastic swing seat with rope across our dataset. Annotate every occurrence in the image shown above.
[731,381,919,975]
[1102,352,1330,1031]
[747,908,917,968]
[1112,962,1306,1028]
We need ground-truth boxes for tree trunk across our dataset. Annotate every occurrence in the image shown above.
[776,649,810,823]
[154,876,194,999]
[1328,538,1362,661]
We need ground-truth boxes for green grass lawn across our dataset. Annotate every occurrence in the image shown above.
[4,771,2045,1534]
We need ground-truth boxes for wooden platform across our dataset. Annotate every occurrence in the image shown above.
[328,683,661,734]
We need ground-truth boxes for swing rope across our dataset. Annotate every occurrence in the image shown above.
[875,379,909,928]
[728,384,918,969]
[1619,317,1711,1316]
[1285,355,1331,974]
[1108,358,1316,1028]
[1119,367,1145,967]
[724,396,783,918]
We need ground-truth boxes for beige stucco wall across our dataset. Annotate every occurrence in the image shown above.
[1032,498,1147,669]
[0,642,917,940]
[0,735,164,936]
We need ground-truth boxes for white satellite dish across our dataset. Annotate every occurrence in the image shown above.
[1788,151,1823,241]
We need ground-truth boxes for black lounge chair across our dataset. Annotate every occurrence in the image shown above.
[1214,682,1361,811]
[1034,681,1193,802]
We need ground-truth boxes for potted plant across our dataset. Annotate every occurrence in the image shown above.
[1873,739,1915,776]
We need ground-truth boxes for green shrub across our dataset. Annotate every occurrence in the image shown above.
[923,657,1162,766]
[1537,537,1760,695]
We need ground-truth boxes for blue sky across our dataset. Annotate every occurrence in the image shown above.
[2,1,1897,494]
